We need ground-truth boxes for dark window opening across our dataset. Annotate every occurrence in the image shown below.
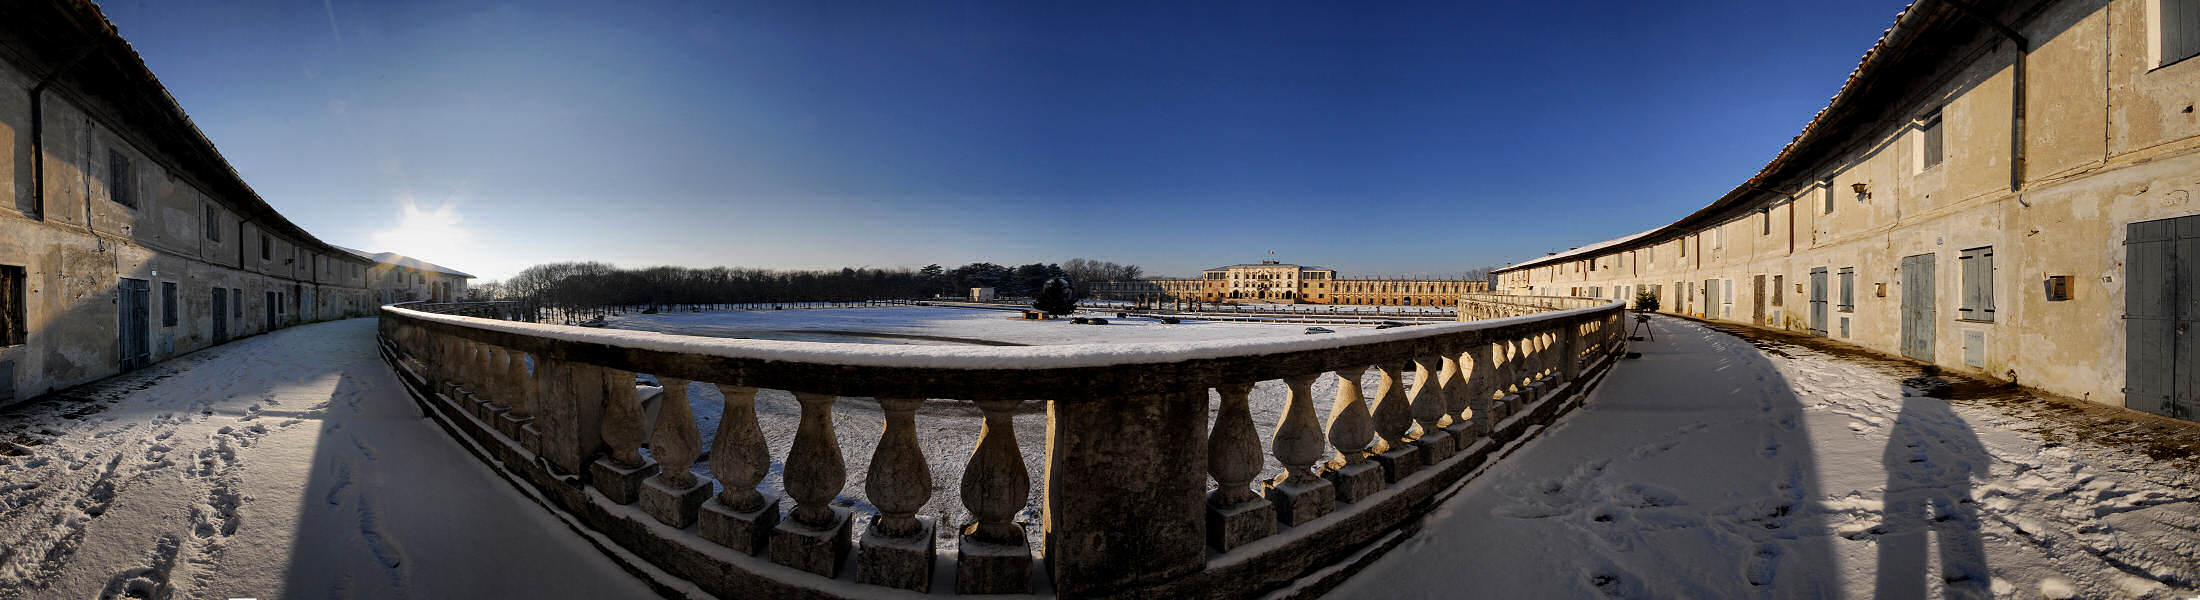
[161,281,178,327]
[107,149,135,208]
[1,265,25,346]
[1920,109,1944,169]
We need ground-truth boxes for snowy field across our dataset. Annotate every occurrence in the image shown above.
[0,319,656,600]
[1336,317,2200,599]
[605,304,1372,345]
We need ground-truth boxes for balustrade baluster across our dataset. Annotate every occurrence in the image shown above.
[1266,373,1333,525]
[700,384,779,555]
[858,397,934,591]
[958,398,1030,593]
[770,392,852,577]
[1206,383,1274,551]
[1366,361,1419,482]
[1439,348,1477,451]
[1323,366,1382,501]
[1410,354,1455,464]
[639,377,712,528]
[588,368,658,505]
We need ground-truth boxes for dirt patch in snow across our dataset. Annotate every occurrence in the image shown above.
[1684,317,2200,471]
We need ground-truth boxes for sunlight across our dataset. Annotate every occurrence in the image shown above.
[368,197,471,265]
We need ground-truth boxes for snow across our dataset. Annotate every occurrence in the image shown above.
[1333,316,2200,599]
[0,318,657,599]
[603,305,1377,346]
[390,302,1619,370]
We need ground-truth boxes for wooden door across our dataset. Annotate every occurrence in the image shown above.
[1752,275,1766,326]
[118,279,150,370]
[212,288,228,343]
[1809,268,1828,336]
[2127,215,2199,419]
[1900,253,1936,361]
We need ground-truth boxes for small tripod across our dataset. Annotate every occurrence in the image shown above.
[1630,313,1655,341]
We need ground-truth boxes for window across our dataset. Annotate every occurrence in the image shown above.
[1823,180,1836,214]
[1715,225,1725,249]
[204,204,221,242]
[161,281,178,327]
[1772,275,1784,306]
[1,265,24,346]
[2158,0,2200,67]
[1918,109,1944,170]
[232,288,242,318]
[107,149,135,208]
[260,234,272,261]
[1762,209,1771,235]
[1960,246,1995,321]
[1837,268,1855,312]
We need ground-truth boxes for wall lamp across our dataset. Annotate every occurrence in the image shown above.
[1851,182,1872,200]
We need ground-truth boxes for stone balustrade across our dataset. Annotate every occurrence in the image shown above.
[377,297,1625,598]
[1456,292,1613,322]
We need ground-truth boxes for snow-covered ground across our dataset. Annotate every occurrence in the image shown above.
[1335,316,2200,599]
[0,319,656,600]
[606,304,1371,345]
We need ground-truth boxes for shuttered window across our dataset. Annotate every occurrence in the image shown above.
[232,288,243,318]
[1960,246,1995,321]
[161,281,178,327]
[204,204,221,242]
[1772,275,1784,306]
[1837,267,1855,312]
[1919,110,1944,170]
[1823,182,1836,214]
[2163,0,2200,67]
[107,149,135,208]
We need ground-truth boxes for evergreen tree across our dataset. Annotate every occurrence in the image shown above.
[1034,277,1076,316]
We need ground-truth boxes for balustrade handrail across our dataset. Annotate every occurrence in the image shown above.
[383,300,1620,401]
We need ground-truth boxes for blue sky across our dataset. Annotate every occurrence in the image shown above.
[97,0,1910,281]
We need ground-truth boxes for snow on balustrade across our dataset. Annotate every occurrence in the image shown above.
[379,298,1627,598]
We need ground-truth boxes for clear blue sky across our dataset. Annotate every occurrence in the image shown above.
[97,0,1910,281]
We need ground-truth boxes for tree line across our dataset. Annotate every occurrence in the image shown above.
[471,258,1149,311]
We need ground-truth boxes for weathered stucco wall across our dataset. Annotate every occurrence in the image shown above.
[1497,0,2200,413]
[0,31,377,405]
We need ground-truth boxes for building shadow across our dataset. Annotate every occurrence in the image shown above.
[1874,368,1991,599]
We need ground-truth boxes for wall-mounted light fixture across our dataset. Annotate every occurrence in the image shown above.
[1851,182,1872,200]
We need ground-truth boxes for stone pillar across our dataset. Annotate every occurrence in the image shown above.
[1044,390,1208,597]
[533,358,607,476]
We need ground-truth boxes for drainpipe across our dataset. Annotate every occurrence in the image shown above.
[1943,0,2028,191]
[29,45,102,227]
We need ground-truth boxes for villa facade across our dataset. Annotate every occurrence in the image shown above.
[1090,261,1488,306]
[1496,0,2200,419]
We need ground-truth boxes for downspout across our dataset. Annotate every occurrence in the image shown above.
[29,45,101,227]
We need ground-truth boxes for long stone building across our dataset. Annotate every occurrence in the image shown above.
[0,2,392,405]
[1089,260,1488,306]
[1496,0,2200,419]
[341,247,474,305]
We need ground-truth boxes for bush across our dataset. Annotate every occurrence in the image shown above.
[1633,289,1660,312]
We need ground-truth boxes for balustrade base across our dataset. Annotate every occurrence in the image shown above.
[1442,420,1477,454]
[1206,497,1276,552]
[856,516,936,592]
[1323,461,1384,503]
[639,476,712,528]
[1413,430,1455,465]
[516,422,542,456]
[699,494,780,555]
[1264,478,1336,526]
[955,535,1033,594]
[1370,445,1421,483]
[496,412,532,441]
[769,506,852,578]
[588,457,661,505]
